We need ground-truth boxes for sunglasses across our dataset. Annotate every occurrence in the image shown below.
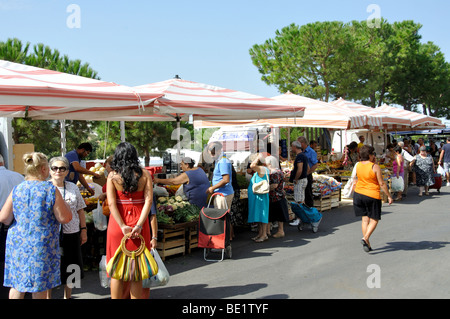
[51,166,68,172]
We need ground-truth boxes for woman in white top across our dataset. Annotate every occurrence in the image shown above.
[49,156,87,299]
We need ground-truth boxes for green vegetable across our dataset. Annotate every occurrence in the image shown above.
[156,211,174,225]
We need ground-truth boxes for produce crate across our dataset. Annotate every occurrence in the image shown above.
[157,225,186,260]
[186,224,198,254]
[313,195,332,212]
[331,190,340,208]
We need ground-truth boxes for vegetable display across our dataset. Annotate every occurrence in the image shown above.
[156,196,200,224]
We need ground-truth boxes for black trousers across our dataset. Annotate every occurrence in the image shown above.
[304,174,314,208]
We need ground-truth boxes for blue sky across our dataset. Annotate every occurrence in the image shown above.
[1,0,449,98]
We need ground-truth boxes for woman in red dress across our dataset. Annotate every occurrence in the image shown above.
[106,142,157,299]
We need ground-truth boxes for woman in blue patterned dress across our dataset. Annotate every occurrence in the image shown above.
[0,152,72,299]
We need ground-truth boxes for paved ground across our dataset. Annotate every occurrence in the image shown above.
[52,184,450,300]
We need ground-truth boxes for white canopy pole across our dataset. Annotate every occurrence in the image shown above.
[60,120,66,156]
[120,121,126,142]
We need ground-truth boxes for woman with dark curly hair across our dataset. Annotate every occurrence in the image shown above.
[106,142,156,299]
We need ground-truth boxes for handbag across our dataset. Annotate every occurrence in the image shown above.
[342,163,358,199]
[252,169,270,194]
[106,234,158,281]
[342,177,356,199]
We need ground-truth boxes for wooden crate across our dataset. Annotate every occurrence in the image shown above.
[331,190,340,208]
[186,224,198,254]
[157,227,186,261]
[313,196,332,212]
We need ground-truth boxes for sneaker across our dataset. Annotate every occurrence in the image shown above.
[311,217,322,233]
[289,219,300,226]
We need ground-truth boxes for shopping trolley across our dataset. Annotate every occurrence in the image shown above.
[198,193,232,261]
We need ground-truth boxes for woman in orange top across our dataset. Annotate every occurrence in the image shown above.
[353,145,393,252]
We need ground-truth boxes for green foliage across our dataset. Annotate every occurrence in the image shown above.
[250,20,450,118]
[95,120,194,165]
[0,38,101,156]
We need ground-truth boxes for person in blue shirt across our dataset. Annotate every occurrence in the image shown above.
[206,142,234,210]
[154,157,210,209]
[298,136,319,208]
[65,143,100,196]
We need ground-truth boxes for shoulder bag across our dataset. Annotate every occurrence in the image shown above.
[252,168,270,194]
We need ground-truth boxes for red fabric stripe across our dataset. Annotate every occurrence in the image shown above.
[0,88,160,101]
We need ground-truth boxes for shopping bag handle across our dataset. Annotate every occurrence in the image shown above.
[120,234,146,257]
[207,192,229,209]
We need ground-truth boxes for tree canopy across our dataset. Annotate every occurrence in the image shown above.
[250,20,450,118]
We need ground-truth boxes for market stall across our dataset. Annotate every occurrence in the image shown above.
[378,103,446,130]
[1,63,310,260]
[0,59,163,121]
[194,92,398,212]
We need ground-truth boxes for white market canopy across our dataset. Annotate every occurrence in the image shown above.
[130,78,305,122]
[194,92,378,129]
[377,103,446,130]
[0,59,162,120]
[332,98,412,131]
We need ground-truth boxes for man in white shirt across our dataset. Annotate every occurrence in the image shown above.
[0,153,24,299]
[397,141,414,196]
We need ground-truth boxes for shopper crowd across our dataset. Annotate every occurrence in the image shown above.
[0,135,449,299]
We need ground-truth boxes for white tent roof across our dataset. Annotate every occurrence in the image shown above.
[0,60,162,120]
[132,79,305,122]
[332,98,412,131]
[377,104,445,130]
[194,92,377,129]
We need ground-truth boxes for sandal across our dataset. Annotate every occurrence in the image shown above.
[361,239,372,252]
[255,236,268,243]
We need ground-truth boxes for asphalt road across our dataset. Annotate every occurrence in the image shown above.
[53,184,450,300]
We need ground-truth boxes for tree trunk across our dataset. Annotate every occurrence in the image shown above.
[422,103,428,116]
[144,149,150,167]
[378,84,386,107]
[427,104,433,117]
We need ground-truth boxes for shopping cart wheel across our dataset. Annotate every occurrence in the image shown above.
[226,245,232,259]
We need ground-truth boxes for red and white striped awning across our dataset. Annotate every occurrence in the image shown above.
[133,79,305,121]
[377,104,445,130]
[194,92,377,129]
[332,98,412,131]
[0,60,163,120]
